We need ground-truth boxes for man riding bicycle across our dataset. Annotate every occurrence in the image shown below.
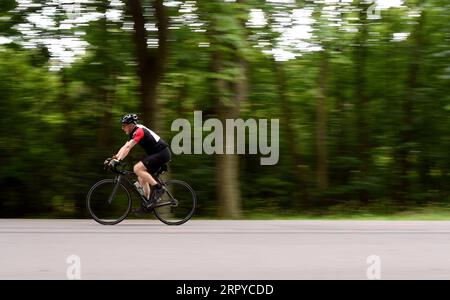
[108,113,171,210]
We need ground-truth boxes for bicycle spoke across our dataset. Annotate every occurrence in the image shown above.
[153,180,196,225]
[86,179,131,225]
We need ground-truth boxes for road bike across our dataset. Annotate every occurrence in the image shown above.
[86,160,196,225]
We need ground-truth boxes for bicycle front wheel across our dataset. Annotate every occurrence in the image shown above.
[154,180,197,225]
[86,179,132,225]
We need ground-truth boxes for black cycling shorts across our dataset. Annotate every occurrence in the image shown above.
[141,147,171,173]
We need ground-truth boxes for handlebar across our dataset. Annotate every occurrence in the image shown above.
[104,158,135,176]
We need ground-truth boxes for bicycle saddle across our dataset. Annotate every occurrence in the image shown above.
[151,163,169,177]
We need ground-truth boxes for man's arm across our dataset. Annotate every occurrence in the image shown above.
[114,140,137,161]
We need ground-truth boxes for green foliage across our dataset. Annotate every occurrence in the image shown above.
[0,0,448,218]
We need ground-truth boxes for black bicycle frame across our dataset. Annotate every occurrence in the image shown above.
[109,171,175,208]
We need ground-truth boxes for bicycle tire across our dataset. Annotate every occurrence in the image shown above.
[153,179,197,225]
[86,179,132,225]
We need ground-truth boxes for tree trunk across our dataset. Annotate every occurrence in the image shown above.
[212,50,244,219]
[316,50,329,192]
[396,0,425,202]
[59,70,84,217]
[354,0,370,203]
[216,148,243,219]
[205,2,248,219]
[126,0,168,129]
[60,72,75,158]
[273,60,309,206]
[334,72,349,186]
[96,85,114,152]
[96,3,114,152]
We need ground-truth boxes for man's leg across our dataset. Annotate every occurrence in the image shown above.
[137,176,150,199]
[134,162,158,200]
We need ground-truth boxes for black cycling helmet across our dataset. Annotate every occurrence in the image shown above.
[120,113,138,125]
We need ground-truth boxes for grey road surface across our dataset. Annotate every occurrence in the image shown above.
[0,219,449,279]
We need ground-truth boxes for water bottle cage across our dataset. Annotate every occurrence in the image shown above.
[133,181,144,196]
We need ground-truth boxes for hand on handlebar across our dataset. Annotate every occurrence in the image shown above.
[104,158,112,169]
[103,157,122,172]
[104,158,120,169]
[109,159,121,168]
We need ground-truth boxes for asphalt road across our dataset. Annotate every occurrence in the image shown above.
[0,219,449,279]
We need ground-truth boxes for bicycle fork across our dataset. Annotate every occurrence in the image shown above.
[108,175,122,204]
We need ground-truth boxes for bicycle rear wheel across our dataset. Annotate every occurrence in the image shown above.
[154,180,196,225]
[86,179,132,225]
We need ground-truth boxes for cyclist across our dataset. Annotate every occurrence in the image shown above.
[109,113,171,210]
